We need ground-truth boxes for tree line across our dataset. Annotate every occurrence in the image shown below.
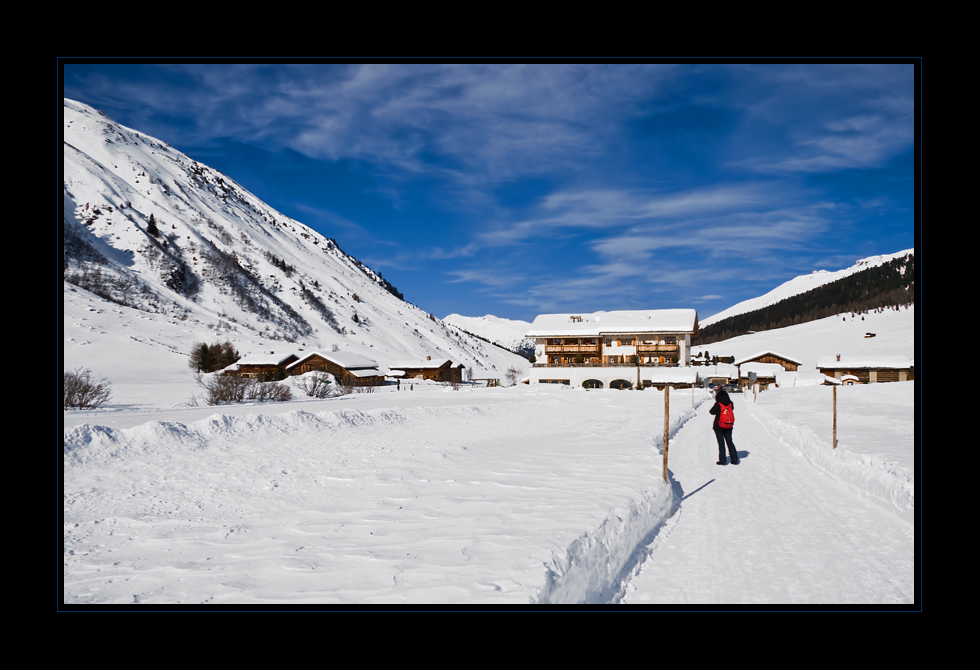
[697,254,915,346]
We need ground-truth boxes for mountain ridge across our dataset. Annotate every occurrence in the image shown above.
[697,251,915,346]
[62,98,526,377]
[700,249,914,328]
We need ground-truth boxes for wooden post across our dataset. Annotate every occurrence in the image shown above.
[663,386,670,482]
[832,386,838,448]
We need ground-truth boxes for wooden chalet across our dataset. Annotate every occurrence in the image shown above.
[735,352,801,372]
[389,357,464,384]
[816,355,914,384]
[733,353,799,390]
[286,351,385,387]
[229,353,299,379]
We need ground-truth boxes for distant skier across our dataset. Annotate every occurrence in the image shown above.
[710,386,740,466]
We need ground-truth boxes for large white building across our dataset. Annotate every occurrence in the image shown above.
[526,309,700,389]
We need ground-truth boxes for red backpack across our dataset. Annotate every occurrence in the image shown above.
[718,402,734,429]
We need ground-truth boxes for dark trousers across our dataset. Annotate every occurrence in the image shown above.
[714,427,739,464]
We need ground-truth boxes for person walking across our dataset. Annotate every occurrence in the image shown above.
[710,386,740,465]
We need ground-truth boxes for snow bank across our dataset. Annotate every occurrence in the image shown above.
[536,397,707,604]
[744,383,915,520]
[537,486,675,604]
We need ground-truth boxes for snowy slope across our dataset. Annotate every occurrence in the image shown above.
[443,314,534,357]
[700,250,914,327]
[692,304,914,382]
[63,98,528,397]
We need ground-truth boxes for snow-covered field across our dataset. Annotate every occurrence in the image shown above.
[62,305,917,608]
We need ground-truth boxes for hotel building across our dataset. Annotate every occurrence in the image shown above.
[526,309,699,389]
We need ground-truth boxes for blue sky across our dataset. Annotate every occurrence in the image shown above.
[62,62,918,323]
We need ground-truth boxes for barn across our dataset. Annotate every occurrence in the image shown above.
[388,357,464,384]
[228,353,299,379]
[735,352,801,372]
[816,355,914,384]
[286,351,385,387]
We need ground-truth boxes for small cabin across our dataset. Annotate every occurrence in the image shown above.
[286,351,384,386]
[816,355,914,384]
[230,353,299,379]
[735,352,801,373]
[389,358,464,384]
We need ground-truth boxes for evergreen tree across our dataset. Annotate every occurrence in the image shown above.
[189,343,213,372]
[147,213,159,237]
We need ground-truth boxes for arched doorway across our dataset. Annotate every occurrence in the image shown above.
[583,379,603,389]
[610,379,632,390]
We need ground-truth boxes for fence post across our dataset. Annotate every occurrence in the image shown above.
[833,386,837,449]
[663,386,670,482]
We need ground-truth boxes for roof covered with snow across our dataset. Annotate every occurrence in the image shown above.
[388,358,461,370]
[645,368,699,383]
[815,356,914,369]
[735,352,802,366]
[345,367,385,378]
[526,310,698,337]
[696,364,739,381]
[739,362,786,375]
[234,353,298,367]
[286,351,379,371]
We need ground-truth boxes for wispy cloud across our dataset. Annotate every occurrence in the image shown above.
[478,182,790,248]
[63,61,915,322]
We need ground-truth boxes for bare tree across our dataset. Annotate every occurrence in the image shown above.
[298,371,333,398]
[63,368,113,409]
[195,373,291,405]
[505,366,522,386]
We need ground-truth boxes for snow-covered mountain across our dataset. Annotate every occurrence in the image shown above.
[62,98,527,380]
[442,314,534,358]
[700,249,915,328]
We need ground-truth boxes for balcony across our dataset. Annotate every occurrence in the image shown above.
[544,345,601,355]
[637,344,679,354]
[534,361,680,368]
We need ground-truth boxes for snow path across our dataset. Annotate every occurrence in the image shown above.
[621,395,914,605]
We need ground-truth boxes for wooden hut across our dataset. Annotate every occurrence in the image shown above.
[816,355,914,384]
[230,353,299,379]
[389,357,464,384]
[735,352,801,372]
[286,351,384,387]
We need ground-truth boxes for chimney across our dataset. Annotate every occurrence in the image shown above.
[836,354,840,361]
[427,356,431,360]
